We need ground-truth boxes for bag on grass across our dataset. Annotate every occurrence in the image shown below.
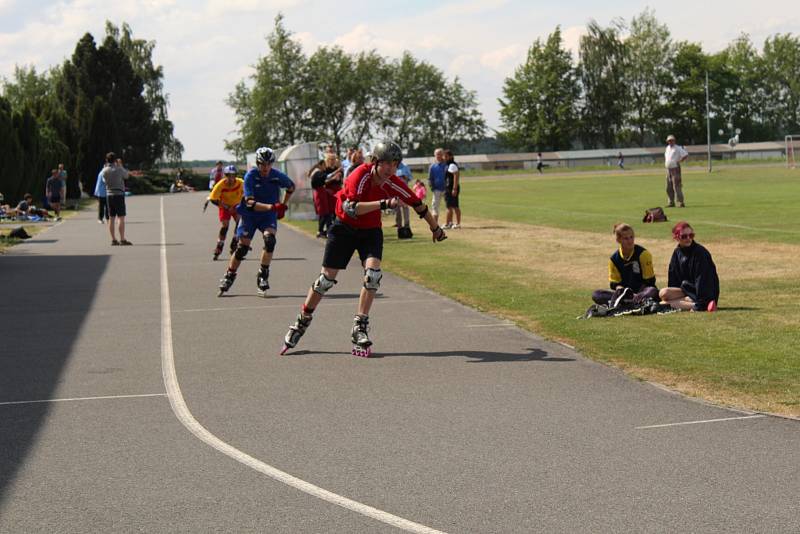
[642,207,668,223]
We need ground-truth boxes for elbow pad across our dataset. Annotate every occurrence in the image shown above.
[245,198,256,211]
[343,199,358,218]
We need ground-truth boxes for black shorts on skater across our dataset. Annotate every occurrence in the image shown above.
[322,220,383,269]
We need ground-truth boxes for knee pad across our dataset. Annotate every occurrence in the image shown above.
[311,273,337,295]
[363,268,382,291]
[234,243,251,260]
[263,233,276,252]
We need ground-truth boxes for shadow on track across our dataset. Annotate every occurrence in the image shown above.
[0,255,109,506]
[283,347,574,363]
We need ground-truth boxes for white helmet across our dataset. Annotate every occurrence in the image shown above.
[255,147,276,165]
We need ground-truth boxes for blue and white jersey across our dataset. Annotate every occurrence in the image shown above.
[428,161,446,191]
[237,166,295,217]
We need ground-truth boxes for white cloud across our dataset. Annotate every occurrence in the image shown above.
[332,24,406,57]
[560,25,586,59]
[479,44,526,73]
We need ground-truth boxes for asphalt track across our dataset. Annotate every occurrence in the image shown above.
[1,192,798,533]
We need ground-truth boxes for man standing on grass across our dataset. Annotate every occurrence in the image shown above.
[101,152,131,246]
[428,148,447,224]
[664,134,689,208]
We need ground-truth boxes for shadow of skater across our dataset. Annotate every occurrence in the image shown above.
[283,347,574,363]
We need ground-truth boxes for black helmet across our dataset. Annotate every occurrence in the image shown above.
[255,147,276,165]
[371,141,403,164]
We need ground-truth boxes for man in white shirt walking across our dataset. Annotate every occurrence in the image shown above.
[664,134,689,207]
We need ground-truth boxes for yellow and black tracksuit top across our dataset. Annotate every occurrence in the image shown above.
[608,244,656,290]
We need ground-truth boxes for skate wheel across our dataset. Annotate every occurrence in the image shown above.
[352,345,372,358]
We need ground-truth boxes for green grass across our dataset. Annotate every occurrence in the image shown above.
[459,157,786,176]
[288,165,800,416]
[465,166,800,244]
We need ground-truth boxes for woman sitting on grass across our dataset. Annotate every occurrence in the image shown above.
[659,221,719,312]
[592,222,659,309]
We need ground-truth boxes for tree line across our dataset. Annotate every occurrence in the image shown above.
[225,14,487,159]
[499,9,800,151]
[0,22,181,204]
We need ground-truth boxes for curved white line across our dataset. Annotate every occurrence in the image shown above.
[159,197,445,534]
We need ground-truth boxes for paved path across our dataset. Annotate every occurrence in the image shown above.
[1,192,798,533]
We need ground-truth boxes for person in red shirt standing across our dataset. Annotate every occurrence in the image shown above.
[281,141,447,357]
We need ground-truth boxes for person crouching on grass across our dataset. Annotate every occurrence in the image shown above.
[217,147,294,297]
[592,223,659,309]
[659,221,719,312]
[281,141,447,357]
[207,165,243,260]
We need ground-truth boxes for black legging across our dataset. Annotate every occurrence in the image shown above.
[318,213,334,235]
[98,196,108,221]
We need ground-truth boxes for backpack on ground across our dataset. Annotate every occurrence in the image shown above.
[642,207,668,223]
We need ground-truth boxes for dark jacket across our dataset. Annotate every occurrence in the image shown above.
[667,241,719,311]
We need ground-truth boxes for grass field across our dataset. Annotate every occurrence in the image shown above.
[291,165,800,417]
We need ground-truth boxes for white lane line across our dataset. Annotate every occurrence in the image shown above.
[636,415,765,430]
[159,198,446,534]
[0,393,166,407]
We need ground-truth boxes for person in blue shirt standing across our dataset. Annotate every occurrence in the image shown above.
[394,160,414,239]
[218,147,295,297]
[427,148,447,224]
[94,163,110,223]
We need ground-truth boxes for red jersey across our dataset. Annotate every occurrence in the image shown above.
[335,163,421,229]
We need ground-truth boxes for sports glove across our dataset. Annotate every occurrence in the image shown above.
[273,202,288,219]
[431,226,447,243]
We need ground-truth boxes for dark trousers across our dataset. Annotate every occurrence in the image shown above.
[592,286,659,306]
[98,197,108,221]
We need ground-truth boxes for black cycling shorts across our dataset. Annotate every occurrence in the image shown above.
[444,190,459,209]
[107,195,127,217]
[322,220,383,269]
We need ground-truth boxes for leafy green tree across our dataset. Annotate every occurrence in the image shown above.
[707,35,769,143]
[305,46,358,154]
[624,9,672,146]
[498,26,578,151]
[379,52,446,151]
[226,14,311,152]
[578,19,628,148]
[761,33,800,135]
[105,21,181,164]
[657,41,708,144]
[0,98,25,203]
[343,51,386,149]
[420,77,486,155]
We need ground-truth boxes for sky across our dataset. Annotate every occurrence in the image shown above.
[1,0,798,160]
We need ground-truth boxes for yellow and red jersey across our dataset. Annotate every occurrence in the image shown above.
[208,178,244,208]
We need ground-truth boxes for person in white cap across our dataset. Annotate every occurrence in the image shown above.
[664,134,689,207]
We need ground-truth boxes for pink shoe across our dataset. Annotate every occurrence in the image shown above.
[707,300,717,312]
